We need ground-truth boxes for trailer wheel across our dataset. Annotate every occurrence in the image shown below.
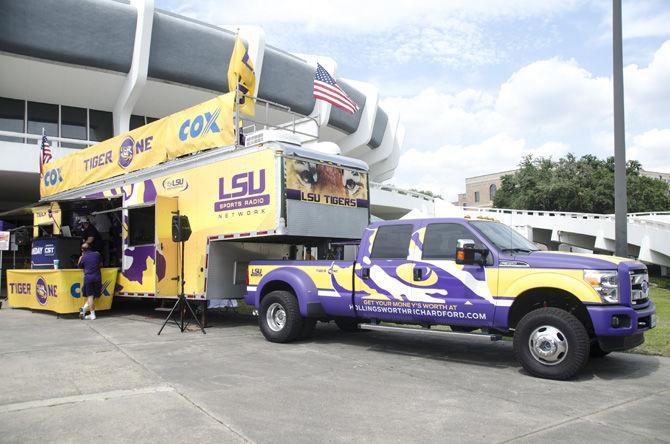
[300,319,317,339]
[513,308,589,380]
[259,291,303,343]
[335,318,360,332]
[590,340,611,358]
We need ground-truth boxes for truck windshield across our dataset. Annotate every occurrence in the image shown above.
[469,220,538,253]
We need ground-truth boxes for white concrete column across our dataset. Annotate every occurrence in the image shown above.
[337,79,379,156]
[360,109,398,172]
[113,0,154,135]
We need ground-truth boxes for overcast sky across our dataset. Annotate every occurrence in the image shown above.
[158,0,670,201]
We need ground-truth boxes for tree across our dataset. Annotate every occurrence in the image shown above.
[493,154,670,213]
[410,189,443,199]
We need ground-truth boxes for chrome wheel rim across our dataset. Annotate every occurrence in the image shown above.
[528,325,568,366]
[266,303,287,332]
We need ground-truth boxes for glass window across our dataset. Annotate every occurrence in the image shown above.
[469,221,538,253]
[27,101,58,139]
[370,224,413,259]
[61,106,87,149]
[422,223,483,260]
[0,97,25,143]
[474,191,480,203]
[489,184,497,200]
[130,115,146,130]
[89,109,113,142]
[128,206,155,246]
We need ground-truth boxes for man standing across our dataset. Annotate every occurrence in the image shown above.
[78,243,102,320]
[81,217,103,253]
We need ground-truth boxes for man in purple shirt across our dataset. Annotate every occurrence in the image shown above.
[78,242,102,320]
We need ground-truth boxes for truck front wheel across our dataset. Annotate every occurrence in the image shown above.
[513,308,590,380]
[259,291,303,343]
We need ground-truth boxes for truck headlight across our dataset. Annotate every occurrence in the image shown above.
[584,270,619,304]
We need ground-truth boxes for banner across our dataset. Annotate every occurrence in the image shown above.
[284,158,369,208]
[40,93,237,198]
[6,269,117,314]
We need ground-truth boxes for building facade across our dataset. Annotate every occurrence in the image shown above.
[0,0,403,212]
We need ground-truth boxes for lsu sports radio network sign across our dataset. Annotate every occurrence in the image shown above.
[40,93,237,198]
[284,158,369,208]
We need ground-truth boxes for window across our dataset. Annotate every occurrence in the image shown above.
[370,224,413,259]
[0,97,24,142]
[130,115,146,130]
[27,101,58,138]
[128,206,155,246]
[89,109,113,142]
[422,223,483,260]
[61,106,87,148]
[474,191,480,203]
[489,184,497,200]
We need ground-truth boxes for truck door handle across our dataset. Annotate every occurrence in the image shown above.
[361,268,370,279]
[413,267,423,281]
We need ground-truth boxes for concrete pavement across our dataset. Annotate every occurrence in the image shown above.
[0,302,669,443]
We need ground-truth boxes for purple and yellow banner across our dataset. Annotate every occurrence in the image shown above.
[40,93,237,198]
[284,158,368,208]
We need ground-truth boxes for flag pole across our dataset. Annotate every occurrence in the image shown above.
[234,28,240,148]
[39,127,45,176]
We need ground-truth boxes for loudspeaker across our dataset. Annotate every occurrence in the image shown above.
[171,215,192,242]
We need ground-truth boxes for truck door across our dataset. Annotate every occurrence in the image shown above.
[411,222,495,327]
[355,223,416,322]
[155,196,179,297]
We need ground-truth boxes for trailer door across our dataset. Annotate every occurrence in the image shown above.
[155,196,179,297]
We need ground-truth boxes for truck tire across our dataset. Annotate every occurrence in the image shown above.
[513,308,590,380]
[259,291,303,343]
[335,318,360,332]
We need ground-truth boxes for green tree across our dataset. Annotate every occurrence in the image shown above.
[493,154,670,213]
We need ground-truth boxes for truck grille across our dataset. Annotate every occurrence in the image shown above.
[630,270,649,307]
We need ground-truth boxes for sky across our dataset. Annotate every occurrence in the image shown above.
[157,0,670,201]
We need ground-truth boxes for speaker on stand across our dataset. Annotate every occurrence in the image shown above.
[157,213,205,335]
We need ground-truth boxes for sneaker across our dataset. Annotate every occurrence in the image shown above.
[79,307,86,319]
[84,313,96,320]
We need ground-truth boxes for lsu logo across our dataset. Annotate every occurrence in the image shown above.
[162,177,189,193]
[250,268,263,277]
[118,136,154,169]
[214,169,268,212]
[35,276,57,305]
[43,168,64,187]
[179,107,221,142]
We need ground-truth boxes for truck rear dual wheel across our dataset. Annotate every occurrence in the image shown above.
[259,291,304,343]
[513,308,590,380]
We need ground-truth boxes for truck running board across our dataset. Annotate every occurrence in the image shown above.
[359,324,503,341]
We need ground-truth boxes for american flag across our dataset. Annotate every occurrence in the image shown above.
[313,63,359,114]
[39,129,52,175]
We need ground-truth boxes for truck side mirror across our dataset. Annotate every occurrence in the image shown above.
[455,239,476,265]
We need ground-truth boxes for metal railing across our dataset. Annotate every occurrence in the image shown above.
[369,182,435,202]
[233,92,320,146]
[0,130,92,149]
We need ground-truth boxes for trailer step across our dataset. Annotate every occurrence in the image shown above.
[359,324,503,341]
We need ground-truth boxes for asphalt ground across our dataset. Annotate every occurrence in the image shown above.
[0,301,669,443]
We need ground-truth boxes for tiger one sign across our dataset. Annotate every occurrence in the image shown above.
[284,158,368,208]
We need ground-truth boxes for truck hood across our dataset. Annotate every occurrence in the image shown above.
[508,251,635,270]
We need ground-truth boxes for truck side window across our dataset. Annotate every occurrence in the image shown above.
[370,224,413,259]
[422,223,483,260]
[128,206,155,246]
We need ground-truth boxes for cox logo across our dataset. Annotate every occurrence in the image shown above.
[35,276,57,305]
[70,280,113,298]
[179,107,221,141]
[43,168,64,187]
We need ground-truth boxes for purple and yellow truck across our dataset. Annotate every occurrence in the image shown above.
[245,218,656,380]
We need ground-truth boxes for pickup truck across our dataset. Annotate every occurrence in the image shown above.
[244,218,656,379]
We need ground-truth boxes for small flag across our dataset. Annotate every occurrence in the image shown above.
[39,128,52,175]
[313,63,360,114]
[227,34,256,116]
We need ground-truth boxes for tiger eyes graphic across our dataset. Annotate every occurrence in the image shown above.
[343,170,362,196]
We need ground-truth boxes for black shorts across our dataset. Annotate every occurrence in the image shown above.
[83,280,102,298]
